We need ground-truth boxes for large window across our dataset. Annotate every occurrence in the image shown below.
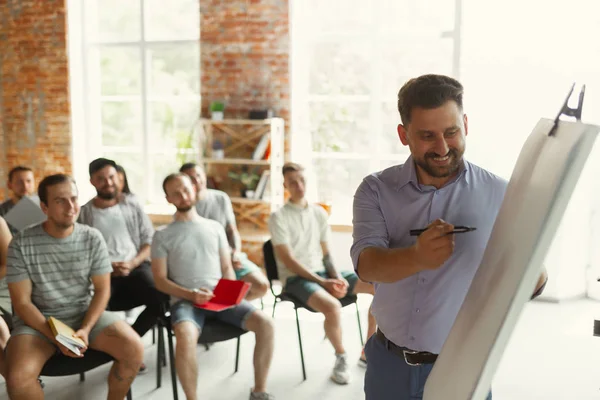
[291,0,461,224]
[79,0,201,206]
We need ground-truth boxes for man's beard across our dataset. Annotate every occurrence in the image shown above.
[414,148,463,179]
[97,189,117,200]
[50,217,75,230]
[176,205,193,212]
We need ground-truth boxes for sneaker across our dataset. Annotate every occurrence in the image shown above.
[249,390,275,399]
[330,353,350,385]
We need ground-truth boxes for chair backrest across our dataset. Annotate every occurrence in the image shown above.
[262,240,279,283]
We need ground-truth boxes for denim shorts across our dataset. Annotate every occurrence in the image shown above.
[170,299,256,332]
[284,270,359,304]
[234,252,261,280]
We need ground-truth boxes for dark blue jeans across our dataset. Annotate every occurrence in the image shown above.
[364,334,492,400]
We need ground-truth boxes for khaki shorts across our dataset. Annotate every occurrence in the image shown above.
[10,311,123,347]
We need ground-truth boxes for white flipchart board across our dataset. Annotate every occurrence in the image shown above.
[424,119,600,400]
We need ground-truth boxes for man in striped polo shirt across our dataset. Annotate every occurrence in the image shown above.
[4,174,144,400]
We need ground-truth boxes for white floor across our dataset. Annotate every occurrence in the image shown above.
[1,297,599,399]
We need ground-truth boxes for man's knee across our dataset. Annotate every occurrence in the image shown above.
[308,292,342,317]
[173,321,200,346]
[5,351,45,391]
[247,311,274,338]
[252,275,269,296]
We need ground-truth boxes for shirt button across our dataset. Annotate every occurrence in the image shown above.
[420,278,426,284]
[415,308,420,313]
[409,336,415,341]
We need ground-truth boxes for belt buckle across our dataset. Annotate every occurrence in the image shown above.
[402,349,421,366]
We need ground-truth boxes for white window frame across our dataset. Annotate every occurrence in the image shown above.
[77,0,200,206]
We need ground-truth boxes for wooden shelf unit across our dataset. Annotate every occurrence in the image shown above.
[198,118,285,232]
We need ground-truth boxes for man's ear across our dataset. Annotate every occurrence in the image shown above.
[40,201,49,215]
[463,114,469,137]
[398,124,409,146]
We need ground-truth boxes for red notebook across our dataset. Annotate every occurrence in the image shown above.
[194,279,251,312]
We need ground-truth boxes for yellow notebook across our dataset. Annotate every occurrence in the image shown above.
[48,316,86,355]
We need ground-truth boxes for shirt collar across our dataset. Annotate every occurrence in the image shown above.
[397,155,470,191]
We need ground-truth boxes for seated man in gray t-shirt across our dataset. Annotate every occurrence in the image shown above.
[151,173,275,400]
[5,174,144,400]
[180,163,269,302]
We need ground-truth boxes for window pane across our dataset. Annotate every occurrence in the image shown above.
[99,46,142,95]
[149,100,201,150]
[302,0,373,33]
[380,39,453,96]
[87,0,141,42]
[377,1,455,35]
[101,152,144,200]
[310,102,372,153]
[147,44,200,96]
[144,0,200,40]
[313,158,372,224]
[101,101,143,147]
[309,41,371,95]
[380,102,411,155]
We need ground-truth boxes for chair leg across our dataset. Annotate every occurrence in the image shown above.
[234,337,241,373]
[127,388,132,400]
[79,372,85,382]
[260,297,264,310]
[152,325,156,345]
[167,325,179,400]
[157,324,164,389]
[295,307,307,381]
[271,299,277,318]
[355,302,365,347]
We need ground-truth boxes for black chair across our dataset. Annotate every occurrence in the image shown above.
[40,350,133,400]
[263,240,364,381]
[156,303,248,400]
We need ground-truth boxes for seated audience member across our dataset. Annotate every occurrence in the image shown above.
[0,166,36,235]
[180,163,269,301]
[268,162,377,384]
[5,174,143,400]
[0,216,12,378]
[115,164,133,196]
[152,173,275,400]
[79,158,164,371]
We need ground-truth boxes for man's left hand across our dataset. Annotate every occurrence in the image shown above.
[231,253,242,271]
[112,260,136,277]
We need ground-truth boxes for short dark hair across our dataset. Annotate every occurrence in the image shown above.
[88,157,117,177]
[179,162,200,173]
[162,173,187,195]
[397,74,464,125]
[282,162,304,177]
[38,174,76,205]
[8,166,33,182]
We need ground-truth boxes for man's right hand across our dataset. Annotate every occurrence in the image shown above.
[413,219,455,270]
[191,288,215,305]
[322,279,347,299]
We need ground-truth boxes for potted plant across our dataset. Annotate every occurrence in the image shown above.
[228,169,260,198]
[210,101,225,120]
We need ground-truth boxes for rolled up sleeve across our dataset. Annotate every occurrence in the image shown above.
[350,178,390,275]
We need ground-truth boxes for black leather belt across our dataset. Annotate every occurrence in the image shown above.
[375,328,438,366]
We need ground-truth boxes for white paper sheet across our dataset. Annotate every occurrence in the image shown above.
[3,195,47,232]
[424,119,600,400]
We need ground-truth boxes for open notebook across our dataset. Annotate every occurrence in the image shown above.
[195,279,251,312]
[48,316,86,356]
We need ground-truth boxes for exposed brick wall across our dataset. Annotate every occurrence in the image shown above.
[0,0,71,198]
[200,0,290,130]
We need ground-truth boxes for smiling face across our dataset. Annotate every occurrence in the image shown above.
[181,166,207,196]
[90,165,119,200]
[398,100,468,187]
[41,180,80,229]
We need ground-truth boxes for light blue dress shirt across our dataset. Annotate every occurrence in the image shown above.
[351,156,507,354]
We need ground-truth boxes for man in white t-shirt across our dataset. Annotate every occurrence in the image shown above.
[180,163,269,302]
[268,162,376,385]
[152,173,275,400]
